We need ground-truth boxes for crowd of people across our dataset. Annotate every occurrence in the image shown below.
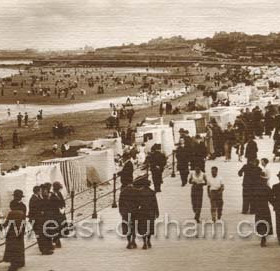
[0,182,66,271]
[202,103,280,162]
[0,64,280,269]
[174,113,280,247]
[0,67,181,104]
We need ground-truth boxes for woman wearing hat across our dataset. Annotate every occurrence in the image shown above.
[134,175,159,249]
[0,190,26,271]
[10,190,26,216]
[119,183,138,249]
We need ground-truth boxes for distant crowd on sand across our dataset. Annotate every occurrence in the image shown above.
[0,67,181,103]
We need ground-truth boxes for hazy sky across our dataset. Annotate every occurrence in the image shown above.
[0,0,279,50]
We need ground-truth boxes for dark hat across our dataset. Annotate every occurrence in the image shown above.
[13,189,24,198]
[179,128,185,133]
[195,134,202,139]
[133,174,151,187]
[277,171,280,178]
[53,181,63,191]
[153,143,161,150]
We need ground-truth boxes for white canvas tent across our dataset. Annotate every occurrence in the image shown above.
[137,125,175,156]
[77,148,116,183]
[183,113,207,134]
[209,108,240,129]
[0,165,64,216]
[173,120,197,143]
[41,156,86,193]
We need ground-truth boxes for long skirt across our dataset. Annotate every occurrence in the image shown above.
[3,236,25,267]
[137,219,156,236]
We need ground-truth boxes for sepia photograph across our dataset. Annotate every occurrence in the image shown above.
[0,0,280,270]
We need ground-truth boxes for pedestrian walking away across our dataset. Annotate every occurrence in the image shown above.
[133,175,159,250]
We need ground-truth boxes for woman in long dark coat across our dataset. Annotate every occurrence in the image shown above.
[38,185,55,255]
[245,136,258,162]
[0,197,26,271]
[134,175,159,249]
[119,183,138,249]
[254,175,274,247]
[50,182,66,248]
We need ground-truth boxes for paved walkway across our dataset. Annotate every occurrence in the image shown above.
[1,137,280,271]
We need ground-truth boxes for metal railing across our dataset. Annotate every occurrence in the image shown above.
[0,151,177,260]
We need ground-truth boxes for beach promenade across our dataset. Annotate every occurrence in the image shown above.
[1,137,280,271]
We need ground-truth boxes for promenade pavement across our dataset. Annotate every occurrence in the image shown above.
[1,137,280,271]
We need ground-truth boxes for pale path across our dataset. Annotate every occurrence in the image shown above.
[1,137,280,271]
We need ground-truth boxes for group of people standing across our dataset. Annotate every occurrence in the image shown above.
[239,158,280,247]
[0,182,66,271]
[119,143,167,194]
[204,104,280,162]
[117,143,167,249]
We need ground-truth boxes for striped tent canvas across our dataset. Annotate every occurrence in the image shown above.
[41,156,87,193]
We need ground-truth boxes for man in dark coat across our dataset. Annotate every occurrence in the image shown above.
[252,106,264,137]
[245,135,258,163]
[176,138,190,186]
[272,171,280,245]
[234,116,246,161]
[254,176,274,247]
[38,184,55,255]
[148,144,167,192]
[29,186,44,253]
[119,183,138,249]
[134,175,159,249]
[211,121,224,157]
[238,159,261,214]
[191,135,207,172]
[0,190,26,271]
[118,152,133,190]
[50,182,66,248]
[264,108,275,137]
